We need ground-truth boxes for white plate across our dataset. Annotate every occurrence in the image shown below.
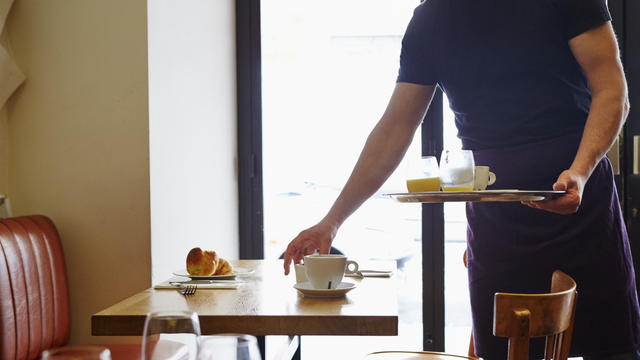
[386,190,565,203]
[172,267,255,280]
[293,281,356,298]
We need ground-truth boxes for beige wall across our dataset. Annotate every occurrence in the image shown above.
[0,29,13,199]
[0,108,7,195]
[5,0,150,345]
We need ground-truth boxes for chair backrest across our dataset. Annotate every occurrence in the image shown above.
[493,270,577,360]
[0,215,71,360]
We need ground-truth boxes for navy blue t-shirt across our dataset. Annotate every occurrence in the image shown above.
[397,0,612,150]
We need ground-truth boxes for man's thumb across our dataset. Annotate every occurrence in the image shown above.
[553,182,567,191]
[319,243,331,254]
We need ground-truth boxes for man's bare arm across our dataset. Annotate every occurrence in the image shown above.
[322,83,436,228]
[527,22,629,214]
[283,82,436,273]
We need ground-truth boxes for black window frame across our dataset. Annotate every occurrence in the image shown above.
[237,0,264,260]
[236,0,639,353]
[619,0,640,289]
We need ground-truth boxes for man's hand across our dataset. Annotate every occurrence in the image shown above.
[283,220,337,275]
[522,169,587,214]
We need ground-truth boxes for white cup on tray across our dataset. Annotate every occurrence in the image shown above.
[473,166,497,190]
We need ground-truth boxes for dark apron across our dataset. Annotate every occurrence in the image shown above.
[467,132,640,359]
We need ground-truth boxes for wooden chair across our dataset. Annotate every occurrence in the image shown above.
[494,270,577,360]
[0,215,187,360]
[364,269,577,360]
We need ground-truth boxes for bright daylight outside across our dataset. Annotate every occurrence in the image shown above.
[261,1,470,358]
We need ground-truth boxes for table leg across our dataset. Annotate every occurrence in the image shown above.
[291,336,301,360]
[271,335,301,360]
[257,335,266,359]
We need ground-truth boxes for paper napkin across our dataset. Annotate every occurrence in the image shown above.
[153,280,241,290]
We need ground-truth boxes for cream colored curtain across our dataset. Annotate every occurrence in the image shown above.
[0,0,24,109]
[0,0,22,217]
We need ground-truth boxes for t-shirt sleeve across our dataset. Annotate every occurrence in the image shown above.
[552,0,611,40]
[397,6,438,86]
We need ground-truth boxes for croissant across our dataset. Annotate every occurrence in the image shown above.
[214,258,233,275]
[186,247,219,276]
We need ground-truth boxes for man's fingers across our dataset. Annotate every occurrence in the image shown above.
[283,241,302,275]
[283,245,296,275]
[283,253,292,275]
[524,196,578,214]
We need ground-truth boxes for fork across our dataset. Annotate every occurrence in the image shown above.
[180,284,197,295]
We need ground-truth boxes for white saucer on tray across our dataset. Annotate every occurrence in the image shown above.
[293,281,357,298]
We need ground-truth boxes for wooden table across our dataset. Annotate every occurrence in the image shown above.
[92,260,398,359]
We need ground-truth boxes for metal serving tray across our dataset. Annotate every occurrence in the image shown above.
[386,190,566,203]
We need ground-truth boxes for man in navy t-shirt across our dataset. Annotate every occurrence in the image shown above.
[284,1,639,358]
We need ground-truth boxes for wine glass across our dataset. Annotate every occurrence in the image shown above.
[406,155,441,192]
[141,310,201,360]
[439,149,475,191]
[41,346,111,360]
[198,334,262,360]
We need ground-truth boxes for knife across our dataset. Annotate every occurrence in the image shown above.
[170,279,243,285]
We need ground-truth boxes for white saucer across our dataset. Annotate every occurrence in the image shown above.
[293,282,357,298]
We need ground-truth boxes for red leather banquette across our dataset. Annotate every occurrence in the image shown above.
[0,215,185,360]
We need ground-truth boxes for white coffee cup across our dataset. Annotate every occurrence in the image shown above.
[303,254,359,289]
[294,263,308,284]
[473,166,496,190]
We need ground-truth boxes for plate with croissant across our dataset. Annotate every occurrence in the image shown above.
[173,247,255,280]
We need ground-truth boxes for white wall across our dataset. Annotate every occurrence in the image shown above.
[5,0,150,344]
[1,0,238,343]
[148,0,238,284]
